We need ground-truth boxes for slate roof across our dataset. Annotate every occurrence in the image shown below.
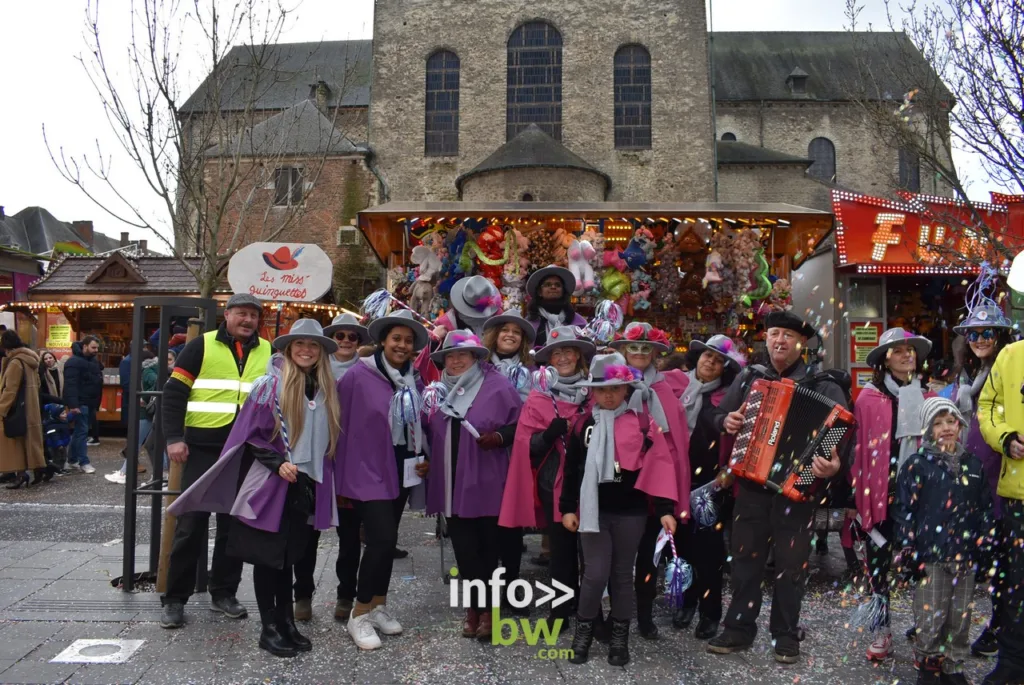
[455,124,611,194]
[29,254,229,294]
[205,100,366,157]
[181,40,372,113]
[716,141,812,166]
[0,207,120,254]
[710,31,947,102]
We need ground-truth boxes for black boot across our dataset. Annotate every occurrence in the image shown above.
[673,605,696,630]
[983,661,1024,685]
[259,622,298,658]
[568,616,594,665]
[608,618,631,667]
[593,607,611,644]
[972,627,999,658]
[280,603,312,652]
[636,595,659,640]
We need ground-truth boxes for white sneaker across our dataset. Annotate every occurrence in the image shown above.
[348,611,382,650]
[104,472,126,484]
[81,464,97,474]
[368,605,403,635]
[866,631,894,661]
[86,438,101,446]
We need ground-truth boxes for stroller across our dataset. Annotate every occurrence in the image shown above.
[42,403,71,477]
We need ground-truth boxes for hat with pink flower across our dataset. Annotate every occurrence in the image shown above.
[579,352,643,387]
[609,322,671,354]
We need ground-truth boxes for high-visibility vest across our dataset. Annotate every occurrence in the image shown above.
[185,331,271,428]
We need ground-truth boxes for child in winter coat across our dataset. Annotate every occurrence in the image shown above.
[893,397,994,685]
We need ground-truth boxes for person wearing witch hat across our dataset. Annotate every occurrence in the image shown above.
[291,312,371,623]
[423,331,522,641]
[707,310,846,664]
[559,352,679,667]
[335,309,429,650]
[433,275,504,339]
[525,265,588,349]
[608,322,691,640]
[851,327,933,662]
[673,334,743,641]
[168,318,342,658]
[499,325,596,620]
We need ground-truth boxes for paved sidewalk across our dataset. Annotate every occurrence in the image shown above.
[0,511,999,684]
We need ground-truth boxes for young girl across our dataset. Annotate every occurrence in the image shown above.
[560,353,678,666]
[894,397,992,685]
[169,319,341,658]
[851,326,932,661]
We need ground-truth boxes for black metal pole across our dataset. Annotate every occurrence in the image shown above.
[121,303,146,592]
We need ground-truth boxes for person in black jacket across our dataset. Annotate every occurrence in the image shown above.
[894,397,993,685]
[706,311,845,664]
[62,337,103,474]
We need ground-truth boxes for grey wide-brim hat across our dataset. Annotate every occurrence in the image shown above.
[578,352,641,387]
[273,318,338,354]
[689,334,742,372]
[483,310,537,345]
[865,326,932,368]
[608,322,670,354]
[953,303,1013,335]
[534,325,597,364]
[323,312,371,344]
[526,265,576,301]
[450,275,502,321]
[430,329,490,364]
[368,309,430,351]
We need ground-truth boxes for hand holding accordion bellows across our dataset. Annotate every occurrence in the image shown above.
[810,447,841,479]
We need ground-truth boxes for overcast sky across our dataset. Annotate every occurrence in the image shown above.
[0,0,992,246]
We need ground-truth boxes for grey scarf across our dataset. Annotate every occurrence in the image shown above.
[628,365,670,431]
[330,354,359,381]
[881,373,926,472]
[680,369,722,432]
[436,363,486,516]
[276,378,328,484]
[491,354,531,401]
[361,355,423,453]
[579,403,630,533]
[955,366,989,418]
[539,307,566,332]
[551,372,587,405]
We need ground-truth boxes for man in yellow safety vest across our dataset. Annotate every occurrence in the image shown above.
[159,293,271,629]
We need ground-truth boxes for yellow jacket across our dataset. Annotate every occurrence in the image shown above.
[977,340,1024,501]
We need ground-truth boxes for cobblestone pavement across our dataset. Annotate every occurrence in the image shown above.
[0,437,998,684]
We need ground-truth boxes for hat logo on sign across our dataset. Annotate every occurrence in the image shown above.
[262,246,303,271]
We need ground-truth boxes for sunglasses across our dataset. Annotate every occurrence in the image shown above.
[966,329,996,343]
[334,332,361,343]
[624,343,653,355]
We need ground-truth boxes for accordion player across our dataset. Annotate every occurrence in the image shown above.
[728,377,855,502]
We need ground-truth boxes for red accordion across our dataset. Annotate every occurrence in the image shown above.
[729,377,855,502]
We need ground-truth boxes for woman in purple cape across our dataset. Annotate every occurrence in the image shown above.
[168,319,342,659]
[335,309,429,651]
[423,330,522,642]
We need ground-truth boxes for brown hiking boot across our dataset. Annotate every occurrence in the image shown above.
[335,598,353,621]
[294,599,312,622]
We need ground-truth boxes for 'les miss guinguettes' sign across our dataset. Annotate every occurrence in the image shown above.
[227,243,333,302]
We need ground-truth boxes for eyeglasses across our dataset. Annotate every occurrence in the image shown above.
[624,343,653,355]
[334,332,361,343]
[966,329,996,343]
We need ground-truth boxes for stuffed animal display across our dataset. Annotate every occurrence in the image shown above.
[567,239,597,294]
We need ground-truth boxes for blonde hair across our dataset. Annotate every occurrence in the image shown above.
[483,325,532,365]
[274,342,341,458]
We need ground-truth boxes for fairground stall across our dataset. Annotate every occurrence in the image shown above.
[357,201,833,355]
[830,189,1024,400]
[1,250,350,423]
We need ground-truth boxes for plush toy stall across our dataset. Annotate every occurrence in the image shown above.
[357,202,833,350]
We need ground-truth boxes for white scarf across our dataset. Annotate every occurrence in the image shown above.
[877,373,926,472]
[680,369,722,432]
[437,363,486,516]
[361,354,423,453]
[628,365,669,432]
[579,403,630,533]
[551,371,587,405]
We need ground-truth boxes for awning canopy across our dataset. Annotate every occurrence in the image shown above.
[357,201,834,267]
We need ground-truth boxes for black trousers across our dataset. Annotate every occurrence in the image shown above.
[546,519,579,617]
[498,527,524,583]
[723,482,814,643]
[996,498,1024,670]
[676,517,727,622]
[292,505,363,602]
[162,444,243,605]
[448,516,501,609]
[351,488,409,605]
[254,564,293,625]
[634,515,662,606]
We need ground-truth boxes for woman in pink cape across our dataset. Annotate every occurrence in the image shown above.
[498,325,595,620]
[850,327,932,662]
[609,322,691,640]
